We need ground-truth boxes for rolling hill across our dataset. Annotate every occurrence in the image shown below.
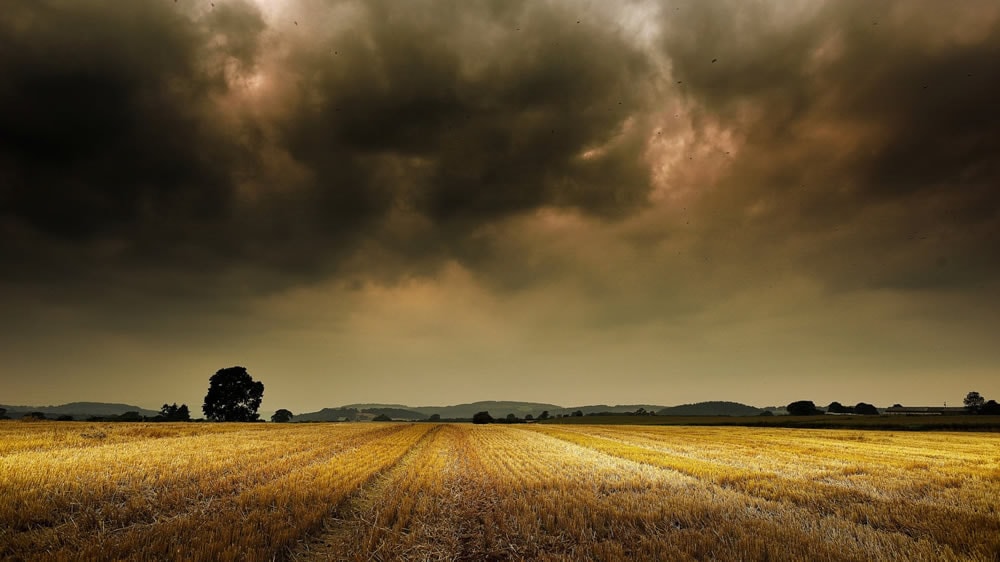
[0,402,160,420]
[656,401,763,416]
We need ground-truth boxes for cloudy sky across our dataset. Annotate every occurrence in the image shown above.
[2,0,998,413]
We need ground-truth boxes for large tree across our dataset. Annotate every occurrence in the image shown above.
[203,366,265,422]
[964,391,985,414]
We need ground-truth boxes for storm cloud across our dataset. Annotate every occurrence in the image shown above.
[660,0,1000,293]
[1,0,998,410]
[1,0,658,295]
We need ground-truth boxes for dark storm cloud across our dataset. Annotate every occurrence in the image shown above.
[4,0,1000,410]
[269,0,655,286]
[662,0,1000,292]
[2,0,998,304]
[0,0,654,297]
[0,0,268,287]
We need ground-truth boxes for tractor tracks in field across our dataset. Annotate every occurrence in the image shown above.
[290,423,452,562]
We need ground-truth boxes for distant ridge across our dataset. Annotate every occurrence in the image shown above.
[0,402,160,420]
[565,404,666,416]
[411,401,563,420]
[0,400,766,422]
[295,401,562,421]
[359,407,428,420]
[343,403,413,411]
[295,400,763,421]
[293,407,364,422]
[343,404,428,420]
[656,401,763,416]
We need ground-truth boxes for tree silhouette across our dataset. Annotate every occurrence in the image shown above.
[160,403,191,421]
[538,411,549,420]
[202,366,265,422]
[964,391,985,414]
[271,409,293,423]
[827,401,850,414]
[428,413,441,422]
[981,400,1000,415]
[472,411,493,424]
[853,402,879,415]
[786,401,822,416]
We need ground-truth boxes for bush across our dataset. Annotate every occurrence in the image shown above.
[854,402,879,415]
[980,400,1000,415]
[786,401,823,416]
[271,409,294,423]
[827,401,851,414]
[159,403,191,422]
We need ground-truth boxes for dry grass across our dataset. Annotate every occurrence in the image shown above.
[2,421,998,561]
[0,421,430,561]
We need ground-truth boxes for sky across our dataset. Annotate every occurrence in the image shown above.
[1,0,998,414]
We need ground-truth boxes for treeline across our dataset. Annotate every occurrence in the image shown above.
[962,391,1000,414]
[4,403,195,422]
[471,411,535,424]
[786,401,879,416]
[468,408,658,424]
[785,391,1000,416]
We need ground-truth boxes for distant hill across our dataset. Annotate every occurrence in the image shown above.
[342,404,428,420]
[656,401,763,416]
[301,401,667,420]
[360,407,427,420]
[294,407,361,422]
[0,399,766,422]
[277,400,764,423]
[412,401,564,420]
[561,404,666,416]
[0,402,160,420]
[296,405,427,421]
[344,403,413,411]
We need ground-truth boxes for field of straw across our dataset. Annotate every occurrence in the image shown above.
[1,421,998,561]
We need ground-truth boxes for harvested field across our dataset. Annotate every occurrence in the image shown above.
[2,421,998,561]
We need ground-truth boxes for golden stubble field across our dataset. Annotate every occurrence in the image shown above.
[1,421,998,561]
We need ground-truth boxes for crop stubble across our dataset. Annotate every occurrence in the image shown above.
[1,421,998,561]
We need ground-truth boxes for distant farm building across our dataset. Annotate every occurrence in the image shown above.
[885,406,967,415]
